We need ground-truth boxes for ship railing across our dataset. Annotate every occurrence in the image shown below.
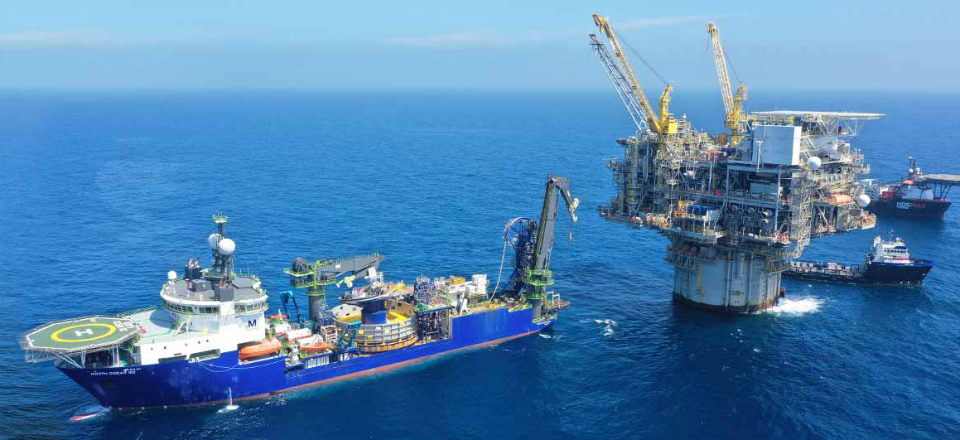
[788,260,859,276]
[233,272,260,282]
[117,306,157,318]
[22,345,62,363]
[139,327,220,345]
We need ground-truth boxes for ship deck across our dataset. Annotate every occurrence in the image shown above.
[125,308,180,343]
[923,174,960,185]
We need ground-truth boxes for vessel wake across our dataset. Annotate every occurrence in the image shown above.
[70,406,110,422]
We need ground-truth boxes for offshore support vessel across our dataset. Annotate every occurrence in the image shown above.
[862,157,959,220]
[19,176,578,409]
[784,234,933,286]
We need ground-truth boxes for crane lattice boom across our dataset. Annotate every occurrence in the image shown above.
[589,34,650,133]
[707,22,734,116]
[707,22,747,135]
[592,14,662,134]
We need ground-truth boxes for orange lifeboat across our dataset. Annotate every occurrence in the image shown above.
[300,342,334,353]
[268,313,288,320]
[239,339,282,360]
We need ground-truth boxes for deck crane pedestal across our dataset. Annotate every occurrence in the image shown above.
[284,254,383,325]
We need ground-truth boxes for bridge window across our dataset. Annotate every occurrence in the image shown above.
[162,300,219,315]
[234,301,267,314]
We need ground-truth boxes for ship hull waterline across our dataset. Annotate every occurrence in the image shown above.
[59,306,551,409]
[784,262,933,286]
[867,198,951,220]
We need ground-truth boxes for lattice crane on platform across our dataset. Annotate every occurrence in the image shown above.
[707,22,747,144]
[591,13,676,135]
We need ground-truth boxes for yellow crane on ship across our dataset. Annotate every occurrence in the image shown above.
[707,22,748,145]
[592,13,676,135]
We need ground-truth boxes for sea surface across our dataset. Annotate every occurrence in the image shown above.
[0,90,958,439]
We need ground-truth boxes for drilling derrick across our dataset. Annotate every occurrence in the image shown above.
[590,15,880,312]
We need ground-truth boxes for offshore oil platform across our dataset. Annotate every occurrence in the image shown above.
[19,176,578,408]
[590,14,880,312]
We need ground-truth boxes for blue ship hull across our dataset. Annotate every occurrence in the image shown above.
[59,306,551,408]
[784,260,934,286]
[861,260,934,284]
[867,198,951,220]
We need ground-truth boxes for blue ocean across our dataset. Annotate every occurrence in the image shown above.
[1,90,958,439]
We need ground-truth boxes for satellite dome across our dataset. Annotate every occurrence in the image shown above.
[807,156,822,171]
[856,194,871,208]
[207,233,222,249]
[218,238,236,256]
[167,270,177,281]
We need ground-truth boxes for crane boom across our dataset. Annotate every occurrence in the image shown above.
[498,176,578,304]
[707,22,747,135]
[285,254,383,322]
[530,175,578,277]
[589,33,650,133]
[707,22,734,117]
[592,14,662,134]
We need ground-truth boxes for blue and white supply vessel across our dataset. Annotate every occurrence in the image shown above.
[20,176,578,409]
[784,234,933,285]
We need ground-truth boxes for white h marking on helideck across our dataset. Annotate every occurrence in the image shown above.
[74,328,94,337]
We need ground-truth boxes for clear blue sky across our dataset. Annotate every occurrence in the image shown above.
[0,0,955,90]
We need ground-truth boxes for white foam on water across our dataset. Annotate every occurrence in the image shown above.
[539,333,553,339]
[217,404,239,414]
[762,297,823,315]
[70,406,109,422]
[592,318,618,337]
[217,388,240,413]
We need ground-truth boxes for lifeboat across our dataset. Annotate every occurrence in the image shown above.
[239,339,282,360]
[301,342,334,353]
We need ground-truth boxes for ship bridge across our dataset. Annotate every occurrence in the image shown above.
[20,316,139,366]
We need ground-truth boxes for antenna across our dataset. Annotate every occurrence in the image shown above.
[210,213,234,283]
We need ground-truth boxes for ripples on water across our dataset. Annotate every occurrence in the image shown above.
[0,91,958,439]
